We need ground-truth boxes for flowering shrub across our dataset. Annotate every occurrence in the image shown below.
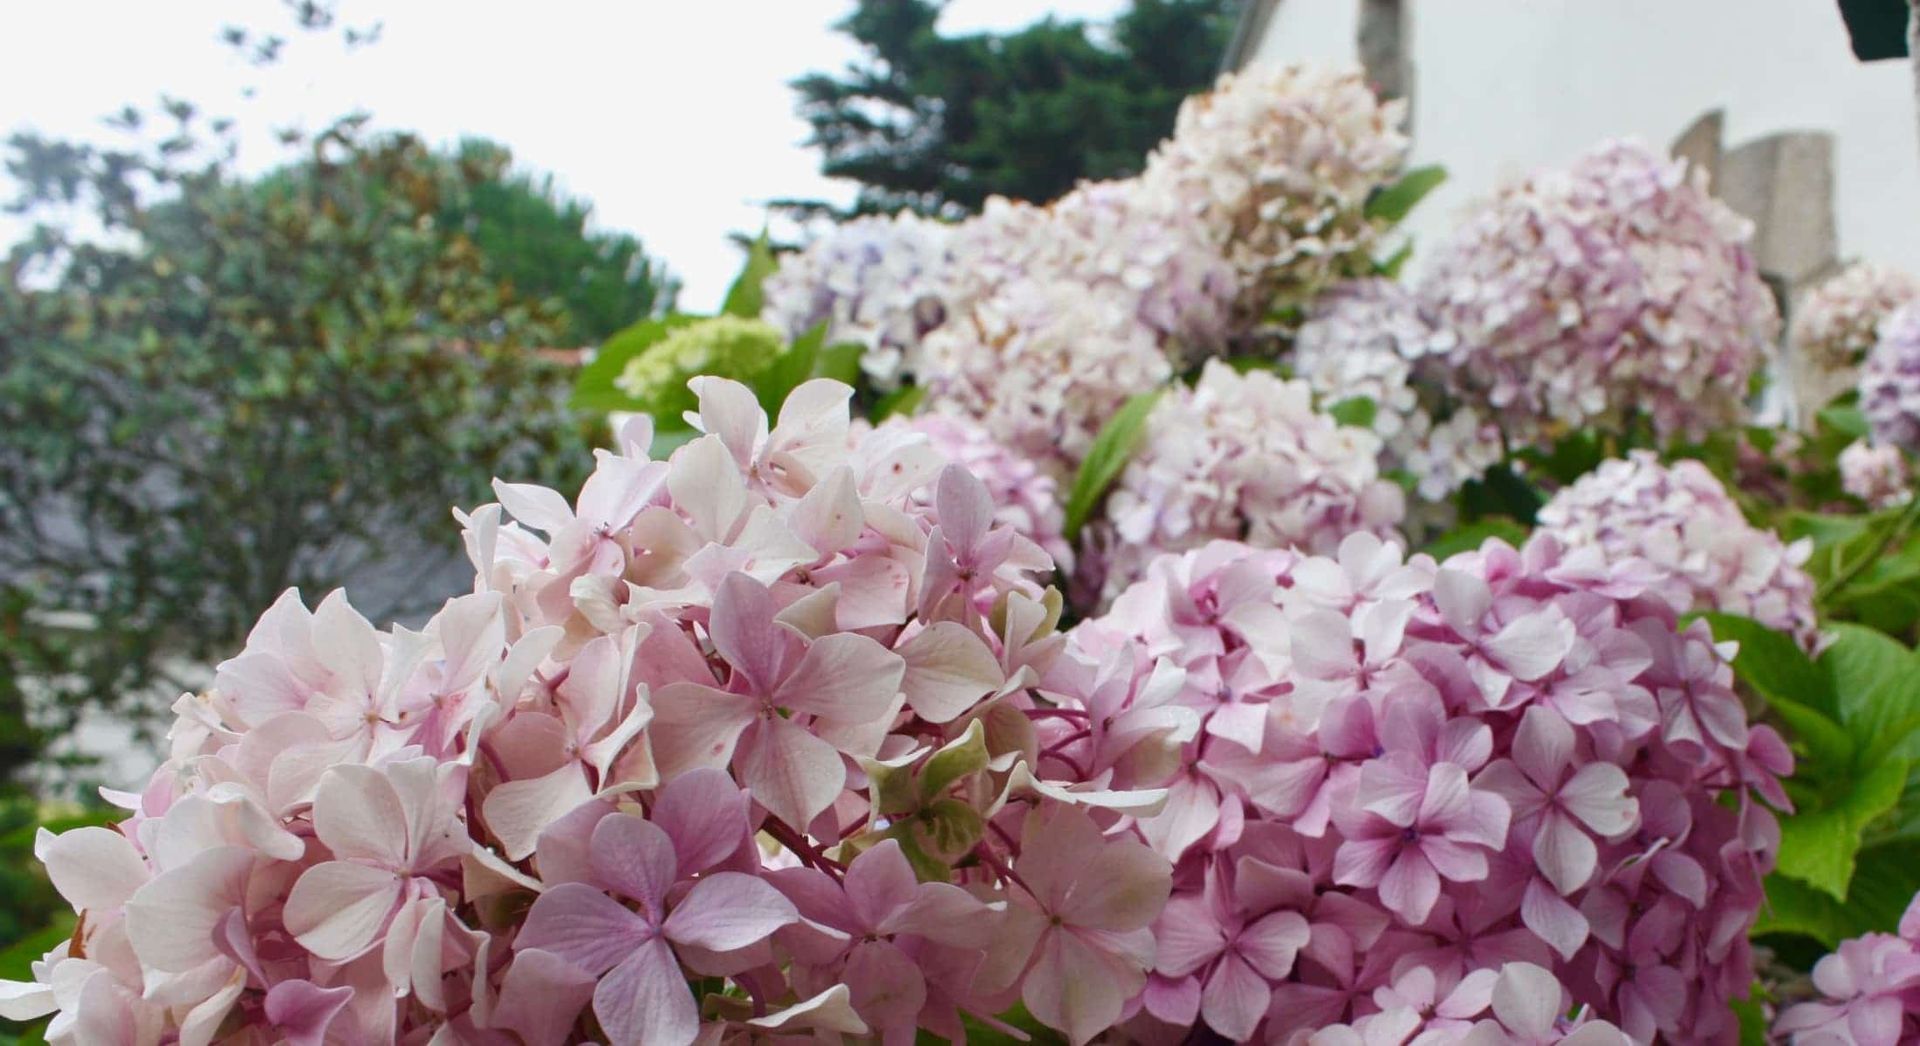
[1141,63,1410,325]
[759,211,954,391]
[1536,451,1819,649]
[1860,301,1920,453]
[1065,533,1787,1044]
[1292,278,1503,501]
[1789,262,1920,415]
[1076,360,1405,608]
[1419,139,1779,448]
[0,378,1188,1045]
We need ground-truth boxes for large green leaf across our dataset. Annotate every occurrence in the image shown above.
[1821,623,1920,766]
[751,323,823,417]
[721,231,778,318]
[1327,396,1376,429]
[872,384,927,422]
[1775,756,1908,900]
[1757,838,1920,946]
[1062,390,1163,539]
[1365,165,1447,223]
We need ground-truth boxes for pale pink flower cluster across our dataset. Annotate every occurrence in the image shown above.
[0,378,1192,1046]
[1788,262,1920,413]
[1077,360,1406,609]
[1308,961,1632,1044]
[1776,894,1920,1044]
[1860,301,1920,452]
[1058,533,1787,1044]
[759,211,954,391]
[882,412,1072,571]
[1293,278,1504,501]
[1537,451,1819,649]
[1841,438,1912,509]
[1419,140,1779,447]
[946,180,1238,361]
[918,279,1171,477]
[1141,63,1411,324]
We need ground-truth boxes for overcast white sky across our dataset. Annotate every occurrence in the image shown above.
[0,0,1126,314]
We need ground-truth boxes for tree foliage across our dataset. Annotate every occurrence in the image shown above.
[789,0,1236,218]
[0,112,599,785]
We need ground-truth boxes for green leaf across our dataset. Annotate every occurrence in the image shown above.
[721,231,777,319]
[1775,756,1907,900]
[907,797,985,864]
[568,314,699,412]
[1374,240,1414,279]
[1457,464,1545,526]
[1820,623,1920,765]
[815,341,865,387]
[1327,396,1376,429]
[1365,165,1447,223]
[0,916,71,983]
[1818,404,1871,440]
[872,384,926,422]
[1732,994,1769,1046]
[1062,389,1163,539]
[752,323,824,417]
[1421,517,1529,560]
[919,721,989,803]
[1691,612,1831,717]
[1756,838,1920,946]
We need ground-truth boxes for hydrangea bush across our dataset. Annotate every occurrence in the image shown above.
[1788,262,1920,416]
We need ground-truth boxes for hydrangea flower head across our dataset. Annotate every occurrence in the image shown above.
[1077,360,1405,608]
[1142,62,1410,325]
[1790,262,1920,413]
[1860,300,1920,452]
[760,211,954,390]
[1841,438,1912,508]
[1537,450,1818,648]
[1419,139,1779,447]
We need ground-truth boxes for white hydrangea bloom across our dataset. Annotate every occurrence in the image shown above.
[1840,439,1911,509]
[1420,140,1779,447]
[1140,62,1410,325]
[1538,451,1818,648]
[760,212,954,390]
[1789,263,1920,414]
[917,280,1171,477]
[1077,360,1405,609]
[1292,278,1502,500]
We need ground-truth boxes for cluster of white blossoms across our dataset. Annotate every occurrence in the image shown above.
[918,280,1171,477]
[1840,438,1911,509]
[1788,262,1920,414]
[1419,140,1779,447]
[1140,62,1410,325]
[759,212,955,390]
[945,181,1238,362]
[1860,302,1920,453]
[1537,450,1819,648]
[1292,278,1504,500]
[1076,360,1405,608]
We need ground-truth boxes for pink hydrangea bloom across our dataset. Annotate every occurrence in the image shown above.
[1841,438,1912,508]
[1777,894,1920,1045]
[1068,533,1784,1043]
[0,377,1177,1046]
[885,412,1071,570]
[1141,62,1410,325]
[1790,262,1920,414]
[1419,139,1779,447]
[1537,451,1819,649]
[1077,360,1406,609]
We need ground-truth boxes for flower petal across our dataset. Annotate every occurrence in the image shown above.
[661,871,798,951]
[283,861,404,961]
[737,716,846,831]
[594,937,698,1046]
[517,882,652,977]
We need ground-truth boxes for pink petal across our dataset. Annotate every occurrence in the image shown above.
[1332,835,1399,890]
[788,466,864,555]
[1512,705,1574,791]
[843,939,928,1033]
[1490,962,1564,1038]
[645,682,757,779]
[1415,762,1474,826]
[1377,848,1442,923]
[1200,952,1272,1042]
[36,826,147,913]
[709,574,786,695]
[124,846,254,973]
[1138,774,1220,863]
[264,980,353,1046]
[1358,756,1430,828]
[1531,811,1598,895]
[1062,836,1173,933]
[662,871,798,951]
[736,715,846,831]
[517,882,653,976]
[651,768,749,878]
[774,633,905,723]
[1235,910,1310,981]
[489,949,598,1046]
[1521,878,1590,961]
[1484,612,1574,682]
[588,814,677,915]
[885,881,999,948]
[1558,763,1638,837]
[1153,896,1229,977]
[896,622,1003,724]
[844,840,919,933]
[1143,974,1201,1026]
[933,465,993,555]
[1023,929,1137,1046]
[1420,836,1489,883]
[311,763,409,868]
[594,937,698,1046]
[482,763,594,862]
[283,861,404,961]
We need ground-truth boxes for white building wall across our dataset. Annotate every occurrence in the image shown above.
[1247,0,1920,280]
